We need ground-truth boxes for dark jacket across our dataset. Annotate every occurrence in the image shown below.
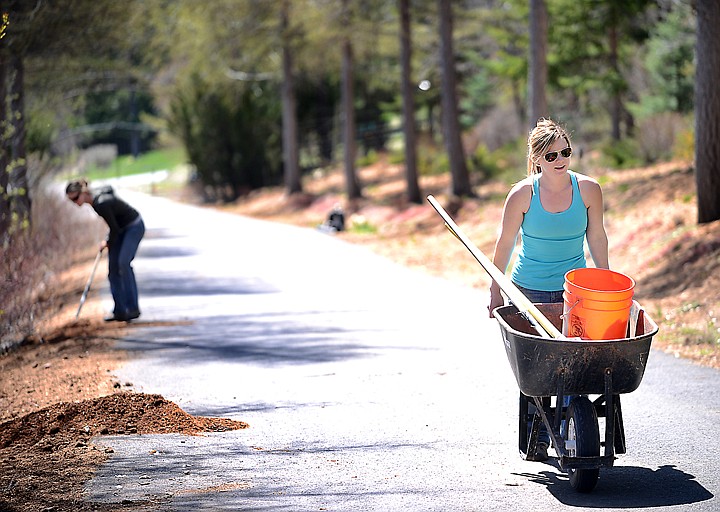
[92,186,140,247]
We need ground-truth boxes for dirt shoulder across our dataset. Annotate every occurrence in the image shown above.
[0,256,248,512]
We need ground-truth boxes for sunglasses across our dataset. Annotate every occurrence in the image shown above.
[544,147,572,162]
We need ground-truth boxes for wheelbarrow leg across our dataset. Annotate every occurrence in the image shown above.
[593,369,626,457]
[519,392,547,461]
[519,393,529,455]
[604,370,615,459]
[613,395,626,454]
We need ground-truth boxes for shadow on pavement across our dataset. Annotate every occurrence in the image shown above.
[138,274,277,296]
[116,312,379,366]
[514,464,713,507]
[137,245,199,259]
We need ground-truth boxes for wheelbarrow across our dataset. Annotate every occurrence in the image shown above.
[494,302,659,493]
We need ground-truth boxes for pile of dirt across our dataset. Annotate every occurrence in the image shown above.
[0,393,248,512]
[1,392,248,451]
[0,255,248,511]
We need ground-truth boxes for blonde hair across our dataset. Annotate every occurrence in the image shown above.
[526,118,571,176]
[65,178,89,196]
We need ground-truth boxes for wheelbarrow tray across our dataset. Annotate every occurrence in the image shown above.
[494,303,658,397]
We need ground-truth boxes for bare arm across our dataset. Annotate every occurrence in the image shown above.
[580,178,609,269]
[488,181,531,316]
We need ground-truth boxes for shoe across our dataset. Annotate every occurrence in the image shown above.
[126,310,141,321]
[104,314,127,322]
[535,442,549,462]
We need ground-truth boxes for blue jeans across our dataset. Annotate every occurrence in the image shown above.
[515,285,564,305]
[515,284,564,447]
[108,217,145,317]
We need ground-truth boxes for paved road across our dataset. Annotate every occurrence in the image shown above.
[85,187,718,511]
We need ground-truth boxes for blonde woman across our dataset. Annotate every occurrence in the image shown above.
[489,118,608,314]
[487,118,609,459]
[66,179,145,322]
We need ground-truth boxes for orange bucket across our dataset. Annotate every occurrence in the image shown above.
[562,268,635,340]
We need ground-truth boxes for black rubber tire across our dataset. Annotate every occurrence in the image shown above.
[565,396,600,492]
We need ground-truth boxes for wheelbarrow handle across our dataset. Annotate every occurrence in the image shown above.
[427,195,564,340]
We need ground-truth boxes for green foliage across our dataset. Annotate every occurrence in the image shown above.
[84,147,187,180]
[459,60,495,131]
[167,74,282,201]
[672,124,695,162]
[665,315,720,346]
[599,138,642,169]
[348,215,378,234]
[481,0,528,96]
[388,150,405,165]
[355,84,395,154]
[357,149,380,168]
[10,0,712,213]
[417,143,449,176]
[25,109,55,157]
[81,90,158,155]
[639,4,695,115]
[295,74,339,166]
[468,144,501,178]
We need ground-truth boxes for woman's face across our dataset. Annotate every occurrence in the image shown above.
[536,137,572,176]
[67,190,87,206]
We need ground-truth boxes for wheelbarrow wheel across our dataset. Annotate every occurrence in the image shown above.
[565,396,600,493]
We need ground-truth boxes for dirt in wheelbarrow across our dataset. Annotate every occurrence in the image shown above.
[2,157,719,511]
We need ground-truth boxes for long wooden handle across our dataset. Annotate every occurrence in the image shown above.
[427,195,564,339]
[76,248,103,319]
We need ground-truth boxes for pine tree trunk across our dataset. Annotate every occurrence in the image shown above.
[9,54,31,230]
[608,23,622,141]
[528,0,548,128]
[438,0,472,197]
[695,0,720,224]
[281,0,301,195]
[0,51,10,241]
[399,0,421,204]
[341,1,361,200]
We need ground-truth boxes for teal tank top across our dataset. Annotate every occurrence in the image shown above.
[510,171,587,291]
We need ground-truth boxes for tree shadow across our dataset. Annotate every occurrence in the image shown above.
[114,310,400,367]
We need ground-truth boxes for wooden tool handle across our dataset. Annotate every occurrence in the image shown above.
[427,195,564,339]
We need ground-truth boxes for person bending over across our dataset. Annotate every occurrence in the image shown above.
[67,179,145,322]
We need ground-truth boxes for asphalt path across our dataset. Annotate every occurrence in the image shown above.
[85,185,719,511]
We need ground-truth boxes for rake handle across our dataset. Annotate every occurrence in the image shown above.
[427,195,564,339]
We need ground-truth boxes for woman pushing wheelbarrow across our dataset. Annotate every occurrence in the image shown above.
[428,118,658,493]
[487,118,609,462]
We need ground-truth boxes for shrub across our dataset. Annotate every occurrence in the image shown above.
[168,74,282,202]
[468,144,501,179]
[599,138,642,169]
[672,123,695,162]
[417,143,449,176]
[357,149,380,168]
[637,112,689,163]
[1,186,105,351]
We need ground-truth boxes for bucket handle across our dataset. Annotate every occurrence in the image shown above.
[560,298,581,320]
